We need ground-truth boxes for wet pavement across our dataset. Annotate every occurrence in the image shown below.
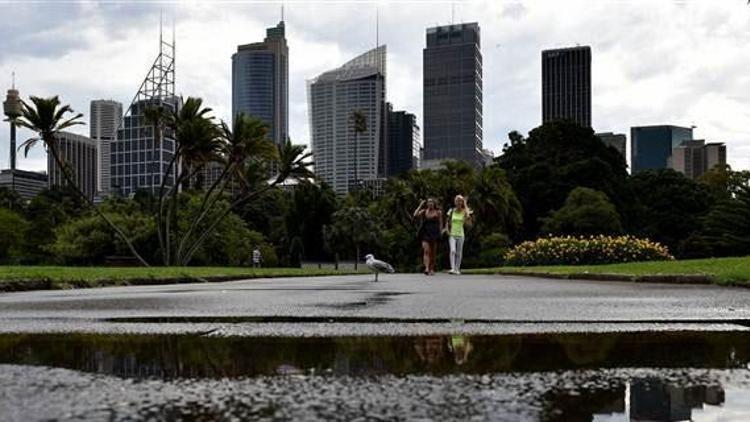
[3,274,750,420]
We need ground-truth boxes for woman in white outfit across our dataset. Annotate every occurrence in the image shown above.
[445,195,473,275]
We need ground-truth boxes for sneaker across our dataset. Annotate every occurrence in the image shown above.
[448,270,457,275]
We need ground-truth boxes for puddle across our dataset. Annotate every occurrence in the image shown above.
[2,331,750,420]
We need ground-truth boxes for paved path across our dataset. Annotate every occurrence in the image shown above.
[2,274,749,335]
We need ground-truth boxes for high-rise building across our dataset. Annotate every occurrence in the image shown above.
[423,22,483,166]
[596,132,627,159]
[48,131,98,200]
[386,105,421,177]
[232,20,288,146]
[542,46,592,128]
[111,29,177,197]
[90,100,123,195]
[308,45,387,194]
[631,125,693,174]
[0,169,47,201]
[669,140,727,179]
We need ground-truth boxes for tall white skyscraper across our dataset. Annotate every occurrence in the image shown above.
[90,100,123,195]
[308,45,387,194]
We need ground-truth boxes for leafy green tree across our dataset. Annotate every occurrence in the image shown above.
[496,121,633,239]
[285,182,337,262]
[0,208,28,261]
[50,201,158,265]
[22,186,86,262]
[629,169,713,256]
[688,186,750,257]
[0,187,23,211]
[326,206,380,270]
[541,187,623,236]
[699,164,750,201]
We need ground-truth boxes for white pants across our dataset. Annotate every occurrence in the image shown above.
[449,236,465,272]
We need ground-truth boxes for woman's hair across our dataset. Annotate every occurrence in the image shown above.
[454,195,472,214]
[425,197,437,209]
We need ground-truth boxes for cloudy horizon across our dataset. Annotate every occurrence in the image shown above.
[0,0,748,173]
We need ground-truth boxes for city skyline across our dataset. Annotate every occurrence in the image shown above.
[1,1,749,172]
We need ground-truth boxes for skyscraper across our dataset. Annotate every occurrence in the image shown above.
[596,132,627,159]
[542,46,592,127]
[48,131,98,200]
[423,22,483,166]
[631,125,693,174]
[90,100,123,195]
[110,28,178,196]
[669,140,727,179]
[232,20,288,146]
[308,46,387,194]
[386,105,421,177]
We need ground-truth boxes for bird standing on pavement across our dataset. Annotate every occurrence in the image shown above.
[365,254,395,282]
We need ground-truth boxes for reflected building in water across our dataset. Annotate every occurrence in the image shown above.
[630,378,724,421]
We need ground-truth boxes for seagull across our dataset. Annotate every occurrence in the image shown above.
[365,254,395,282]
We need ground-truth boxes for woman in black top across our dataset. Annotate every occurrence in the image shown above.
[414,198,444,275]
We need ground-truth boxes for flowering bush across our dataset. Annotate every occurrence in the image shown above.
[504,235,674,266]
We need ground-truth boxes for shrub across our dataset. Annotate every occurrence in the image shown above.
[504,235,673,266]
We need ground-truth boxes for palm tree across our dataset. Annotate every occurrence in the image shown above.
[351,110,367,191]
[14,96,149,266]
[180,139,313,265]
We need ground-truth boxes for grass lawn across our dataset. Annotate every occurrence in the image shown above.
[0,266,363,292]
[467,256,750,286]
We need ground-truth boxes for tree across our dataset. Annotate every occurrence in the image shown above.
[22,186,86,262]
[285,182,337,262]
[13,95,149,265]
[689,186,750,257]
[0,187,23,211]
[496,120,633,239]
[50,201,158,265]
[0,208,28,262]
[541,187,623,236]
[699,164,750,201]
[629,169,713,257]
[326,206,380,270]
[351,110,367,189]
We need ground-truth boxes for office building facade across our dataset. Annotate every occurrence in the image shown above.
[423,22,483,166]
[232,21,288,146]
[386,106,421,177]
[48,131,98,200]
[0,169,47,201]
[669,140,727,179]
[596,132,627,159]
[110,97,180,196]
[542,46,592,127]
[308,45,387,194]
[90,100,123,195]
[631,125,693,173]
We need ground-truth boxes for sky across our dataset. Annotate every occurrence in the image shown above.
[0,0,749,173]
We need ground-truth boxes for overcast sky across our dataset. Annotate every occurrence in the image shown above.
[0,0,748,173]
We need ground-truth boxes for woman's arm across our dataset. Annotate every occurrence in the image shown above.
[439,210,444,232]
[413,200,426,218]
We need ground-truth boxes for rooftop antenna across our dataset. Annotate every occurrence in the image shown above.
[451,2,455,25]
[376,6,379,47]
[11,71,15,89]
[281,2,285,21]
[159,9,163,47]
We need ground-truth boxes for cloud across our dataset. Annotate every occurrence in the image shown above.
[0,0,748,174]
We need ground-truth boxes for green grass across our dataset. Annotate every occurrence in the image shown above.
[467,256,750,286]
[0,266,363,292]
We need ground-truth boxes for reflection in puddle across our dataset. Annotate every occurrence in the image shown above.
[1,331,750,420]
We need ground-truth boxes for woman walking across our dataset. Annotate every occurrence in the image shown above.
[414,198,443,275]
[446,195,473,275]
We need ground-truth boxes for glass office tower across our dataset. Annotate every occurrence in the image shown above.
[542,46,592,128]
[423,22,483,167]
[232,21,288,146]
